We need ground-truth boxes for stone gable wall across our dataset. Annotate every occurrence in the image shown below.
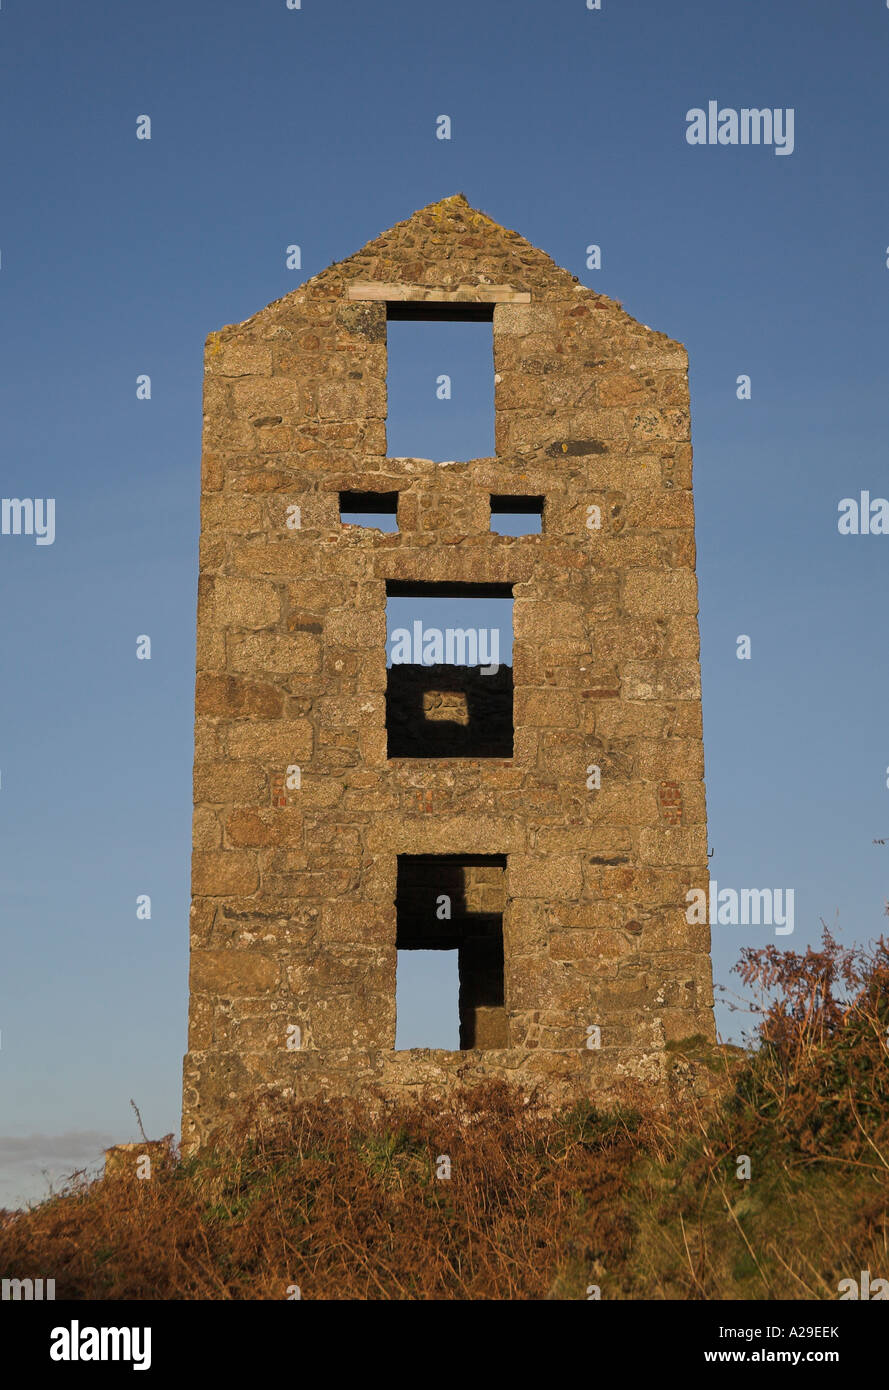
[182,196,714,1152]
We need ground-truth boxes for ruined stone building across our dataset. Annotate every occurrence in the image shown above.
[182,195,715,1151]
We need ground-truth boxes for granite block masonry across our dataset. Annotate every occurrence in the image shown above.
[181,194,715,1152]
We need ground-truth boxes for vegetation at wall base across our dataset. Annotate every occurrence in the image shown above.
[2,930,886,1300]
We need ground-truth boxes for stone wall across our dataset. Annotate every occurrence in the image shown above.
[182,194,715,1152]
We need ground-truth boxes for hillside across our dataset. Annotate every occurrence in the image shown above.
[2,930,886,1300]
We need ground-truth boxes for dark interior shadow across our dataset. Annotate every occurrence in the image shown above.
[386,663,513,758]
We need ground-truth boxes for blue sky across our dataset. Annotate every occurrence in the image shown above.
[1,0,887,1207]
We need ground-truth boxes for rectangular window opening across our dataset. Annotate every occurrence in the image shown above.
[395,855,507,1050]
[385,581,513,758]
[385,307,495,462]
[490,494,544,536]
[339,490,399,532]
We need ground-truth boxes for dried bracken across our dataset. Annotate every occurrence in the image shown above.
[2,934,886,1299]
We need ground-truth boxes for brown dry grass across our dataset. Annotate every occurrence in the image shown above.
[1,931,887,1300]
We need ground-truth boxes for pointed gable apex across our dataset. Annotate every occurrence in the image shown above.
[230,194,643,336]
[309,193,582,298]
